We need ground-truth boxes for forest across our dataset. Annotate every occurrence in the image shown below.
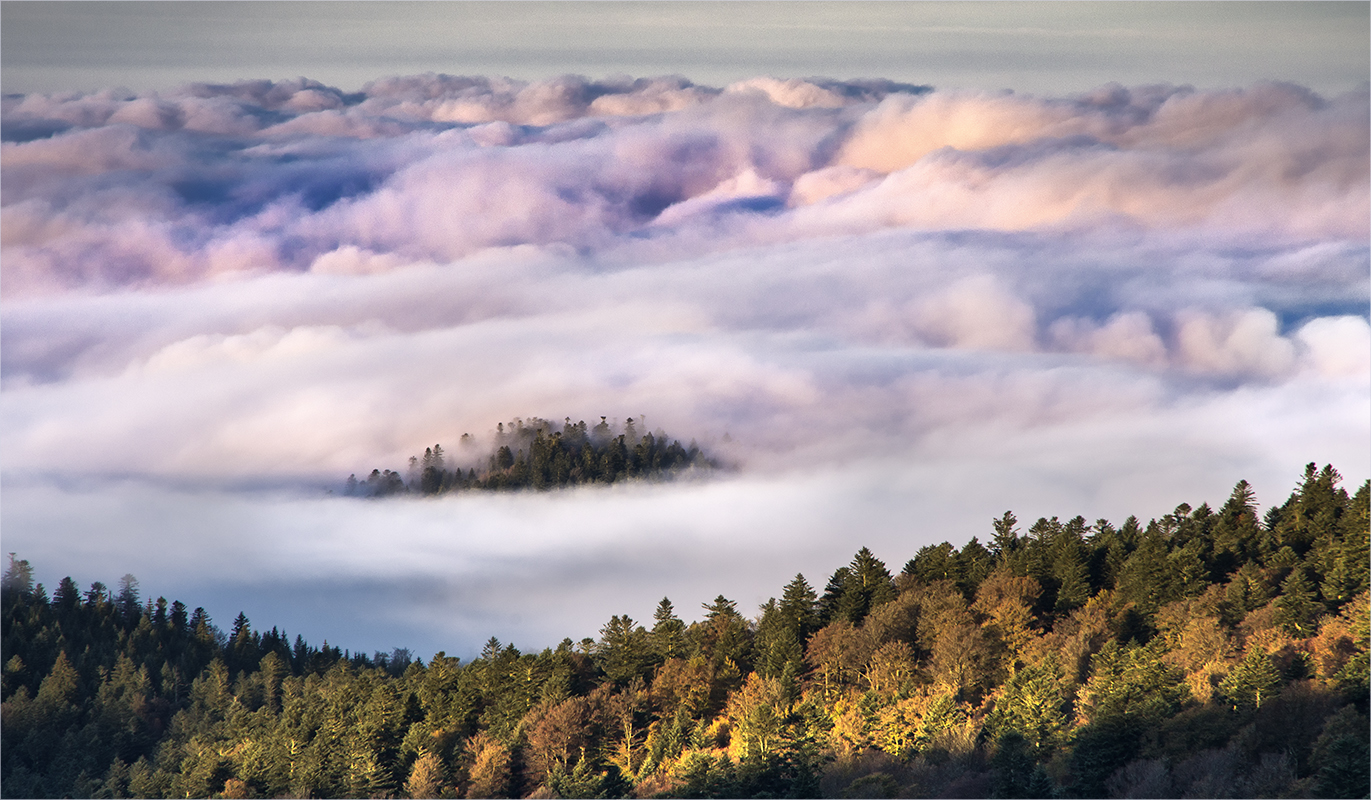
[2,463,1367,799]
[344,417,717,497]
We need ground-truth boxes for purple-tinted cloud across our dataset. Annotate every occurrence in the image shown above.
[2,74,1366,657]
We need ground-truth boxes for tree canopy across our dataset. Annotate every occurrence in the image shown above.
[344,417,718,497]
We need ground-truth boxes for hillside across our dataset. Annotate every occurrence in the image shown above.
[2,464,1367,798]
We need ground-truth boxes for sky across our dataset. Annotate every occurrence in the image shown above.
[2,2,1369,660]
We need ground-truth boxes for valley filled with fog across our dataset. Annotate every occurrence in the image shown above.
[3,74,1367,657]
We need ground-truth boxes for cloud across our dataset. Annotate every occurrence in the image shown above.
[2,73,1366,656]
[1049,312,1168,368]
[909,274,1038,351]
[1174,308,1297,378]
[5,77,1366,296]
[1295,315,1371,378]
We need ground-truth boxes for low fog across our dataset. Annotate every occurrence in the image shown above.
[3,75,1367,658]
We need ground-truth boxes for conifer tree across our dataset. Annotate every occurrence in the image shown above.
[1052,528,1090,615]
[834,548,895,625]
[986,653,1068,753]
[596,614,652,685]
[2,553,34,596]
[3,465,1367,800]
[1220,645,1281,709]
[699,595,751,672]
[1212,479,1262,574]
[991,511,1021,562]
[1276,566,1320,638]
[1116,523,1175,616]
[817,566,851,623]
[651,598,686,662]
[991,732,1054,798]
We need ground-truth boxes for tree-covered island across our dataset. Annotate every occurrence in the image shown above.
[345,417,718,497]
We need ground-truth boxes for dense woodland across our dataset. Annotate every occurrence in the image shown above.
[3,463,1368,799]
[344,418,716,497]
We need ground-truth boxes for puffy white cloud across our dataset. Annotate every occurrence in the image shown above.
[910,275,1038,352]
[1174,308,1297,378]
[1295,315,1371,378]
[1049,312,1168,368]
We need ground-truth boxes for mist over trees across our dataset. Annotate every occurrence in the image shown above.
[3,464,1368,798]
[344,417,717,497]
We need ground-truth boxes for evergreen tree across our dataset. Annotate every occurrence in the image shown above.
[1220,645,1281,709]
[1116,522,1176,617]
[833,547,895,625]
[1080,639,1187,723]
[1052,524,1090,615]
[3,464,1366,800]
[817,567,851,624]
[698,595,752,673]
[650,598,686,662]
[991,732,1054,798]
[1275,566,1320,638]
[991,511,1021,562]
[595,615,652,686]
[2,553,34,596]
[1212,479,1262,575]
[1068,715,1143,799]
[753,601,804,681]
[778,573,820,640]
[986,653,1069,753]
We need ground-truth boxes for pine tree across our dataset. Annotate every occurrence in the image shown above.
[986,653,1068,753]
[651,598,686,661]
[818,566,851,623]
[1212,479,1262,573]
[992,511,1021,561]
[699,595,751,672]
[1052,528,1090,615]
[2,553,35,596]
[1220,645,1281,709]
[778,573,819,639]
[1335,481,1370,602]
[1081,640,1187,722]
[1117,523,1175,616]
[1275,566,1319,638]
[835,547,895,625]
[991,732,1053,798]
[596,614,652,685]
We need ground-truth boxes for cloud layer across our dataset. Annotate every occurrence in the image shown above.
[3,75,1367,657]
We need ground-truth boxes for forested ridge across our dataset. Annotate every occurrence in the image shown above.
[3,464,1368,799]
[344,417,716,497]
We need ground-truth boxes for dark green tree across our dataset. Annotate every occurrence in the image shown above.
[991,511,1021,562]
[991,731,1054,798]
[1052,522,1090,615]
[833,547,895,625]
[1275,566,1320,638]
[778,573,820,640]
[595,615,653,686]
[650,598,686,662]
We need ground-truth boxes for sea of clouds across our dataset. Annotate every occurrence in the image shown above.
[3,74,1368,657]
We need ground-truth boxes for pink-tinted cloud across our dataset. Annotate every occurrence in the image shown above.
[2,74,1365,657]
